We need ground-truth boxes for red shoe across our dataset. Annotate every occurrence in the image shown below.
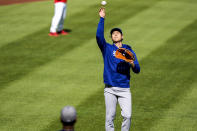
[48,32,59,37]
[59,30,69,35]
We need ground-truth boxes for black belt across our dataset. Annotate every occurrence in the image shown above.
[105,84,113,88]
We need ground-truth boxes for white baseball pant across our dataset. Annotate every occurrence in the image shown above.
[104,87,132,131]
[50,2,67,33]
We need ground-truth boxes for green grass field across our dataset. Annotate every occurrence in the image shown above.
[0,0,197,130]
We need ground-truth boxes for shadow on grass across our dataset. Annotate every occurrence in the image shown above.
[63,28,72,33]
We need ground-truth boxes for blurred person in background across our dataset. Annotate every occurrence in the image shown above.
[49,0,68,37]
[59,106,77,131]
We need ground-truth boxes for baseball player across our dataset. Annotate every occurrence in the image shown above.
[96,8,140,131]
[49,0,68,37]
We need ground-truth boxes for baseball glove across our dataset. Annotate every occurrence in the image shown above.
[115,48,135,63]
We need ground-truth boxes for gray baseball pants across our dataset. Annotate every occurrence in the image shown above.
[104,87,132,131]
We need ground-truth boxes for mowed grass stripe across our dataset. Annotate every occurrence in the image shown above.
[0,1,52,47]
[120,1,197,59]
[41,1,197,131]
[130,18,197,131]
[150,82,197,131]
[0,0,160,91]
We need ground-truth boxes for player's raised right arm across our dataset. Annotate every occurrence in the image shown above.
[96,8,107,52]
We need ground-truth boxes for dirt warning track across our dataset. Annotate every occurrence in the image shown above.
[0,0,48,6]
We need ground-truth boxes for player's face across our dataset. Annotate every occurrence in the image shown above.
[112,31,123,43]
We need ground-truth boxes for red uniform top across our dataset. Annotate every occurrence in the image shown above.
[54,0,67,3]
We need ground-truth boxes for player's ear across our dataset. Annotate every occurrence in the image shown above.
[121,35,124,42]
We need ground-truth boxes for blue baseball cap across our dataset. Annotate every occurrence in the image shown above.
[110,28,123,35]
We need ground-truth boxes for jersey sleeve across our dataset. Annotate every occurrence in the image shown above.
[127,47,140,74]
[96,17,107,53]
[133,52,140,73]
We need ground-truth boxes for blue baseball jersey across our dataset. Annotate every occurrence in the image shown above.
[96,17,140,88]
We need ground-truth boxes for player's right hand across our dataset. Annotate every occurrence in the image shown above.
[99,8,105,18]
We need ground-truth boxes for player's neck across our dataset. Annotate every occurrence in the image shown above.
[115,42,122,48]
